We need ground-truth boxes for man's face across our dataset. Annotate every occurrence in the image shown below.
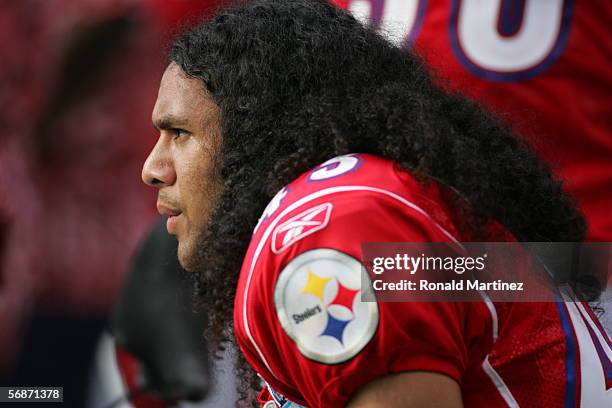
[142,63,222,271]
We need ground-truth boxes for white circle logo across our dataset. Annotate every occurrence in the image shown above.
[274,249,378,364]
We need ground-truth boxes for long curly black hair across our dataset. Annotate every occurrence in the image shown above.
[169,0,585,404]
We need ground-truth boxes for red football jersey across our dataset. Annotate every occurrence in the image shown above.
[234,154,612,407]
[331,0,612,242]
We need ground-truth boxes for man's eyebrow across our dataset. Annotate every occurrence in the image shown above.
[152,116,189,131]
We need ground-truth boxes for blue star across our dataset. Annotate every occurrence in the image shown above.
[319,311,352,345]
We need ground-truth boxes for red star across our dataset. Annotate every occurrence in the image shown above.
[329,280,359,312]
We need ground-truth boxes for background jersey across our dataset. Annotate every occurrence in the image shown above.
[332,0,612,242]
[234,154,612,407]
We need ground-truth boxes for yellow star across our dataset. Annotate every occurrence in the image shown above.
[301,270,331,302]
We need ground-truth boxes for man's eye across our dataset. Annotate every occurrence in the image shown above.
[171,128,187,139]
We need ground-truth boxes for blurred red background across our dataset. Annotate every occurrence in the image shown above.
[0,0,227,374]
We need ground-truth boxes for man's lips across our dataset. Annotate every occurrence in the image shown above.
[156,202,181,217]
[157,202,182,234]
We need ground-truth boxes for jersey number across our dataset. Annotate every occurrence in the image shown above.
[308,155,362,182]
[346,0,573,81]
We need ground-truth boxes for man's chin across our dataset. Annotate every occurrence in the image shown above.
[177,241,198,273]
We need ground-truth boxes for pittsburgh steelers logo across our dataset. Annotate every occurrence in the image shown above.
[274,249,378,364]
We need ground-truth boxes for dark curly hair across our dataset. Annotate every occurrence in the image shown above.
[169,0,586,404]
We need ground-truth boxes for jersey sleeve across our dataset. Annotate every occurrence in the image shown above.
[254,190,493,407]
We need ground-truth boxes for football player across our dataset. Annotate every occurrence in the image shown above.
[142,1,610,406]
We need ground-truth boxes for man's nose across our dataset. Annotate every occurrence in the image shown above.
[141,138,176,188]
